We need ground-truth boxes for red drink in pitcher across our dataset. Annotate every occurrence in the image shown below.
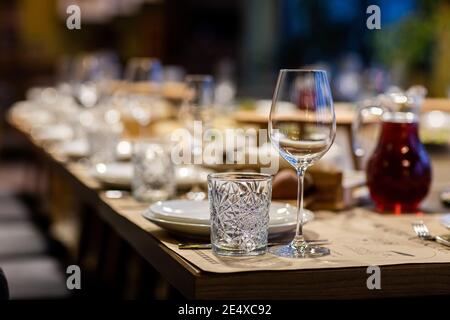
[366,119,431,213]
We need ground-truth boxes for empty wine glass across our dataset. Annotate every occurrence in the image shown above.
[269,69,336,258]
[179,75,215,201]
[124,57,163,83]
[180,75,215,132]
[72,53,120,108]
[121,58,164,139]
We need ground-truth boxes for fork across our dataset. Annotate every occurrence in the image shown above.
[411,221,450,247]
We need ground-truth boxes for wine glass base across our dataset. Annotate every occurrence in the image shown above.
[269,244,330,258]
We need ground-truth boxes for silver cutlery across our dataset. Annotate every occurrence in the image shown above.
[411,221,450,247]
[178,239,330,250]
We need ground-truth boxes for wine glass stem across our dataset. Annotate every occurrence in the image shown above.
[292,167,306,248]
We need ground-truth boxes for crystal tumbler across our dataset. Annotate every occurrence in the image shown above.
[208,172,272,256]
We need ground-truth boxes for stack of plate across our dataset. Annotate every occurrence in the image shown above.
[89,163,213,189]
[142,199,314,239]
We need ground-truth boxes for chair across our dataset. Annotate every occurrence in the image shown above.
[0,267,9,300]
[1,256,70,299]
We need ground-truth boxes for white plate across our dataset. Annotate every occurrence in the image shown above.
[143,200,313,238]
[33,124,73,142]
[89,162,212,189]
[89,162,133,188]
[60,139,89,158]
[149,200,307,225]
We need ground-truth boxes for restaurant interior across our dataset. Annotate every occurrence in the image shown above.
[0,0,449,303]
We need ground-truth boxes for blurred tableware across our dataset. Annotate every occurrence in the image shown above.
[72,53,120,108]
[83,108,122,165]
[59,139,89,158]
[208,172,272,256]
[179,74,215,133]
[119,93,160,139]
[115,140,133,161]
[90,162,211,190]
[89,162,133,189]
[420,111,450,147]
[11,102,55,127]
[185,186,206,201]
[411,221,450,247]
[142,200,313,239]
[269,69,336,258]
[132,142,175,202]
[124,57,163,83]
[353,86,431,213]
[164,65,185,83]
[119,58,165,140]
[149,200,309,225]
[104,190,129,199]
[181,164,212,201]
[33,124,73,143]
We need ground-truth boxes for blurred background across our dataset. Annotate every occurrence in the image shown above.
[2,0,450,109]
[0,0,449,300]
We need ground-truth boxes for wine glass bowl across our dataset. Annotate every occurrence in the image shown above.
[180,75,215,131]
[269,69,336,258]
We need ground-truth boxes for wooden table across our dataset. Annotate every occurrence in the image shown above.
[5,116,450,300]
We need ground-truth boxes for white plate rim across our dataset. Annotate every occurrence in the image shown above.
[142,205,313,238]
[149,199,311,226]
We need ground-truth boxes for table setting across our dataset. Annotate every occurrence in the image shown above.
[6,56,450,285]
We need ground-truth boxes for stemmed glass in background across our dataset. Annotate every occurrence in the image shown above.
[180,75,215,132]
[120,57,163,140]
[269,69,336,258]
[124,57,163,84]
[179,75,215,201]
[72,53,120,108]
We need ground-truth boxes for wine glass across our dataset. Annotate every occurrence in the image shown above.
[124,57,163,83]
[269,69,336,258]
[180,75,215,131]
[72,53,120,108]
[120,58,164,139]
[179,75,215,201]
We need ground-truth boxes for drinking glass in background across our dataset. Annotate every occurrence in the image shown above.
[82,107,123,165]
[132,141,176,202]
[208,173,272,256]
[180,75,215,133]
[124,57,163,84]
[163,65,186,83]
[179,75,215,200]
[121,58,164,140]
[72,52,121,108]
[269,69,336,258]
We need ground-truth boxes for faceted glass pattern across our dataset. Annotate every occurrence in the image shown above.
[208,173,272,256]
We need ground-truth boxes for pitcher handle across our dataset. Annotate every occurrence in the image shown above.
[351,98,386,170]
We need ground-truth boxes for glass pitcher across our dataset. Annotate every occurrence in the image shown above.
[352,86,432,213]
